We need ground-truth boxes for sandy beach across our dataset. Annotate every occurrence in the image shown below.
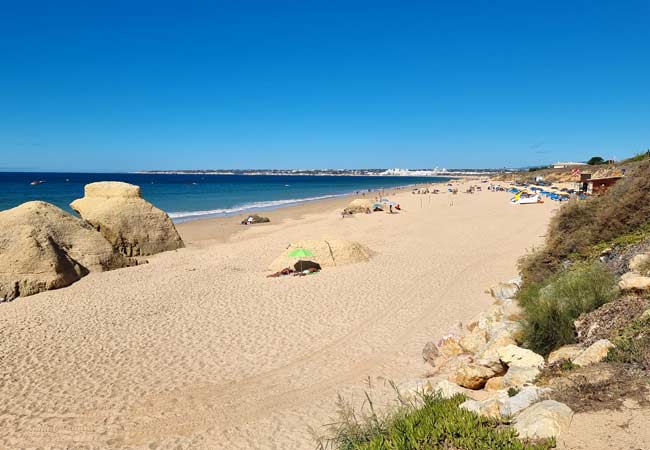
[0,181,557,450]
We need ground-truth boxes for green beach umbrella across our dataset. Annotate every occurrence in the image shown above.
[288,247,315,272]
[288,248,314,258]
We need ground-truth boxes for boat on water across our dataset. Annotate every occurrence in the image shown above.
[30,180,46,186]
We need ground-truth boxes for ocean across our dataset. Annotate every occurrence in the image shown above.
[0,172,451,222]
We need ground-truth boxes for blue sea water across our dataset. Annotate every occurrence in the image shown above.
[0,172,451,222]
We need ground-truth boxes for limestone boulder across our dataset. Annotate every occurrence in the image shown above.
[451,363,498,390]
[619,273,650,291]
[460,329,488,354]
[71,182,184,257]
[437,334,465,358]
[460,397,504,418]
[514,400,573,439]
[0,201,128,300]
[497,344,545,369]
[572,339,615,367]
[433,379,472,399]
[548,345,583,365]
[487,366,541,390]
[489,282,519,301]
[500,386,549,417]
[269,239,372,272]
[629,253,650,272]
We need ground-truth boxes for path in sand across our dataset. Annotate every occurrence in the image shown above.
[0,183,555,449]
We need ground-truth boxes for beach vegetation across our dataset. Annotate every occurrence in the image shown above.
[606,314,650,370]
[518,262,618,356]
[316,391,554,450]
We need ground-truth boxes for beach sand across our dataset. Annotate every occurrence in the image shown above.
[0,181,556,450]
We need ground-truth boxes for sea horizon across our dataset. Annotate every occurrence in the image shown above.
[0,171,452,223]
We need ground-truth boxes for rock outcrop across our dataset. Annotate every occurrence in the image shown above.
[572,339,615,367]
[71,182,184,257]
[268,240,372,272]
[0,201,128,300]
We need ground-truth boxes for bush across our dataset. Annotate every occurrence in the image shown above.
[520,160,650,284]
[606,314,650,370]
[316,392,554,450]
[519,263,618,355]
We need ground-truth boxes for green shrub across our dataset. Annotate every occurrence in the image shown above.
[606,314,650,369]
[316,392,554,450]
[507,387,520,397]
[520,160,650,284]
[519,262,618,355]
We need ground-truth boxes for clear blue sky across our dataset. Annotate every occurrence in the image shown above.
[1,1,648,171]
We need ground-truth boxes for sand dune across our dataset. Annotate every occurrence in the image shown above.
[0,182,555,449]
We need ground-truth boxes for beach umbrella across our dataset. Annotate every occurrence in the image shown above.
[288,248,314,258]
[288,247,315,272]
[292,260,321,272]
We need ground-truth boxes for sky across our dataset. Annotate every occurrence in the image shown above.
[0,1,649,172]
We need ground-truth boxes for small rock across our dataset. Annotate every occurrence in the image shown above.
[451,363,497,390]
[572,339,615,367]
[490,282,519,301]
[514,400,573,439]
[422,341,439,365]
[497,344,545,369]
[484,376,505,391]
[641,309,650,321]
[548,345,583,365]
[619,274,650,291]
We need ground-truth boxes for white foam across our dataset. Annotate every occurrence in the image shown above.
[168,194,346,222]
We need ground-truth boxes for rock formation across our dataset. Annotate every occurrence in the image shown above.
[269,240,372,272]
[0,201,128,300]
[71,182,184,257]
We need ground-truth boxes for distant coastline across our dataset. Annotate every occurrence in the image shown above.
[133,168,500,177]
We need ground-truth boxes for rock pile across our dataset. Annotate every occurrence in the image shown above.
[409,279,590,439]
[71,181,184,257]
[618,252,650,291]
[0,201,129,300]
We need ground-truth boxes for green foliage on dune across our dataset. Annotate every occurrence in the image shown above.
[518,262,618,356]
[316,392,554,450]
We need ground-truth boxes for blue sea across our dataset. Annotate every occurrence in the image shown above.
[0,172,451,222]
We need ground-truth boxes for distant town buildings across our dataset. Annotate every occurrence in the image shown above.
[552,161,588,169]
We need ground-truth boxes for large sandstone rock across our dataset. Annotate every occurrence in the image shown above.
[497,344,545,369]
[422,341,439,365]
[0,201,128,300]
[629,253,650,272]
[514,400,573,439]
[451,363,498,390]
[437,334,465,357]
[548,345,583,365]
[71,182,184,257]
[619,273,650,291]
[459,329,488,354]
[572,339,615,367]
[269,239,372,271]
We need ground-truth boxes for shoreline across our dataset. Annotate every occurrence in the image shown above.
[0,178,555,450]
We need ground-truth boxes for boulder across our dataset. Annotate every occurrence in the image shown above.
[437,335,465,358]
[460,397,503,418]
[499,366,541,389]
[572,339,615,367]
[0,201,128,300]
[629,253,650,272]
[71,181,184,257]
[497,344,545,369]
[514,400,573,439]
[619,273,650,291]
[548,345,583,365]
[500,386,549,417]
[422,341,439,365]
[269,239,372,271]
[460,329,488,354]
[433,379,471,399]
[451,363,498,390]
[489,282,519,301]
